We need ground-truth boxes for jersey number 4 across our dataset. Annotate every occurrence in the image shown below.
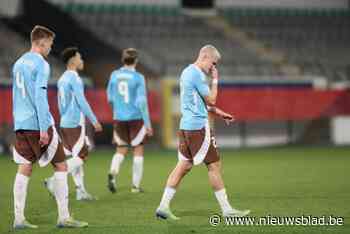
[16,71,26,98]
[118,81,129,103]
[59,87,66,106]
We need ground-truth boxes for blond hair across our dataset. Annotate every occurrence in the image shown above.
[199,44,221,60]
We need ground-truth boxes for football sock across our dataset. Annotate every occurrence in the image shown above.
[159,186,176,209]
[110,153,124,175]
[214,188,234,214]
[54,172,70,221]
[132,156,143,188]
[72,165,86,192]
[13,173,29,223]
[66,157,84,173]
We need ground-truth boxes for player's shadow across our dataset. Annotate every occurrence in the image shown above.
[177,209,211,217]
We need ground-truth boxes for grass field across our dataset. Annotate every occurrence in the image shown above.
[0,147,349,234]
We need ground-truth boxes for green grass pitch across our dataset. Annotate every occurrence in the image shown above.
[0,147,349,233]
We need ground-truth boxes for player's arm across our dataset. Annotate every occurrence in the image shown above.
[207,106,234,125]
[106,75,114,105]
[193,72,212,106]
[136,75,153,136]
[35,62,51,146]
[204,65,219,106]
[72,78,102,132]
[194,67,234,125]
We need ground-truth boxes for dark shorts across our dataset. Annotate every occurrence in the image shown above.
[178,126,220,165]
[60,127,89,160]
[13,127,65,165]
[113,120,146,147]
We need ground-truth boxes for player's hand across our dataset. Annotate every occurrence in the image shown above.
[210,65,219,81]
[213,107,234,125]
[221,112,235,125]
[93,122,103,132]
[146,127,153,137]
[39,131,49,147]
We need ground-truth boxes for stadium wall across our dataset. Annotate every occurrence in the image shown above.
[2,84,350,147]
[0,87,161,125]
[161,79,350,148]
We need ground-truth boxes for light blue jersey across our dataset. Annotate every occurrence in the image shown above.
[12,51,53,131]
[106,67,151,128]
[57,70,97,128]
[179,64,210,130]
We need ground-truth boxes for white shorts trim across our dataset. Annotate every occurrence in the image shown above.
[71,117,86,157]
[193,121,211,166]
[38,126,59,167]
[64,114,87,157]
[131,125,146,147]
[13,147,31,164]
[177,121,211,166]
[177,150,189,162]
[113,130,128,146]
[63,147,72,156]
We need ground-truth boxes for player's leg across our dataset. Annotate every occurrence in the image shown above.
[156,129,199,220]
[131,145,144,193]
[51,161,70,222]
[45,127,94,200]
[205,132,250,217]
[156,160,193,220]
[13,164,38,229]
[129,120,147,193]
[108,121,129,193]
[60,127,87,198]
[73,145,96,200]
[51,145,88,228]
[44,127,81,193]
[12,131,38,229]
[206,159,250,217]
[46,153,87,200]
[108,146,128,193]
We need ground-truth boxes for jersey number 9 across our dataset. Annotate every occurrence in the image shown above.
[118,81,129,103]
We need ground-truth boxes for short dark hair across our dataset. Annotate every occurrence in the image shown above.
[61,47,79,64]
[122,48,138,65]
[31,25,55,43]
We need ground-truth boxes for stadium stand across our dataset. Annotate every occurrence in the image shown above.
[49,2,276,79]
[220,8,350,82]
[47,1,349,82]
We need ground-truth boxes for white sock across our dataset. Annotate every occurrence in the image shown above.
[110,153,124,175]
[132,156,144,188]
[214,188,233,214]
[66,157,84,173]
[54,172,70,221]
[72,165,86,192]
[13,173,29,223]
[159,186,176,209]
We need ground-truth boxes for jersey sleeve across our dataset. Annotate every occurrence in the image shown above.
[35,60,51,132]
[135,75,151,128]
[106,73,114,105]
[193,72,210,98]
[71,76,98,125]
